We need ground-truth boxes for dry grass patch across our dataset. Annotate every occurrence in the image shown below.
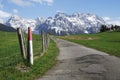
[61,36,99,40]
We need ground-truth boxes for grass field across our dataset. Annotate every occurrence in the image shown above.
[0,31,59,80]
[59,31,120,57]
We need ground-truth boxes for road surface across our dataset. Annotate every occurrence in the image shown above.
[36,38,120,80]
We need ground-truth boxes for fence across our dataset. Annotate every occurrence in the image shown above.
[41,30,50,55]
[17,27,50,66]
[0,27,50,70]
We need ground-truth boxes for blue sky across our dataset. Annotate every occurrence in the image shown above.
[0,0,120,25]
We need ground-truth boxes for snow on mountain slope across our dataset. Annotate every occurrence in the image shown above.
[6,15,37,33]
[6,12,106,35]
[46,12,105,35]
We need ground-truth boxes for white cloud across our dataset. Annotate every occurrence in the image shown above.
[13,9,18,14]
[31,0,54,5]
[56,10,65,13]
[0,10,11,23]
[31,0,53,3]
[9,0,54,6]
[0,10,11,18]
[102,17,111,21]
[103,16,120,26]
[107,20,120,26]
[0,18,3,23]
[10,0,33,7]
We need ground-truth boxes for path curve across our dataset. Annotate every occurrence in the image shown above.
[37,38,120,80]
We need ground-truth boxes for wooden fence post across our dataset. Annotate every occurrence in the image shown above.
[47,33,50,46]
[45,33,48,49]
[41,31,50,56]
[17,28,27,59]
[42,31,45,53]
[44,33,47,51]
[27,27,33,65]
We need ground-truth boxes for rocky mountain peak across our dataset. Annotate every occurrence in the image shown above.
[6,12,106,35]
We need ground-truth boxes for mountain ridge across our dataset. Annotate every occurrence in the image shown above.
[0,23,16,32]
[6,12,106,35]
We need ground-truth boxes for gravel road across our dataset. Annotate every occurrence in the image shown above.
[37,38,120,80]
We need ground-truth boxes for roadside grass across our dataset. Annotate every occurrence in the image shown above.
[59,31,120,57]
[0,31,59,80]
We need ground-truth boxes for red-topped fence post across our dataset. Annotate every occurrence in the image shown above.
[27,27,33,65]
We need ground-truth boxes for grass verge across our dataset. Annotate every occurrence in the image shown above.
[59,31,120,57]
[0,31,59,80]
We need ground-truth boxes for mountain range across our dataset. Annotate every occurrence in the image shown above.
[5,12,106,35]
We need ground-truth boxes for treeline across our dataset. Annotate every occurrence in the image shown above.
[100,24,120,32]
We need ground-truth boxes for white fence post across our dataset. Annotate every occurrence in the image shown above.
[27,27,33,65]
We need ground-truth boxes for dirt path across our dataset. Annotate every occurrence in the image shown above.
[36,38,120,80]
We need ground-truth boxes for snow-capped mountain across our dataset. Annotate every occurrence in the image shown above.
[6,15,37,33]
[6,12,106,35]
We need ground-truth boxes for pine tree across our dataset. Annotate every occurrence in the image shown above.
[100,25,107,32]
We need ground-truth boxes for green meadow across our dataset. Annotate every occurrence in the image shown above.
[59,31,120,57]
[0,31,59,80]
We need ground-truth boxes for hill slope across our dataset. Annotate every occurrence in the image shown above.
[0,23,16,32]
